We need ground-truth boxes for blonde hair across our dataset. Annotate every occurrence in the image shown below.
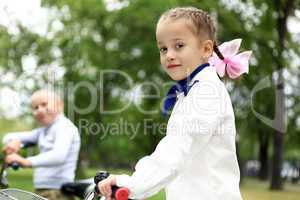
[158,7,224,60]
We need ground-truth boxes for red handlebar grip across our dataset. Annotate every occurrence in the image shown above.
[115,187,129,200]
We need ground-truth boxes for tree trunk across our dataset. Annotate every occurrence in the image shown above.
[270,0,295,190]
[270,73,285,189]
[236,140,244,184]
[258,133,269,180]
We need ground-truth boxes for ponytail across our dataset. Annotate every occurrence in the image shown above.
[213,42,224,60]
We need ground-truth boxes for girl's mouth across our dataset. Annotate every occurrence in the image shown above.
[167,64,181,69]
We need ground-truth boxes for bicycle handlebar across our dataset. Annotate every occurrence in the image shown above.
[94,171,130,200]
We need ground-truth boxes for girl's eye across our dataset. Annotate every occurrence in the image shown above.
[175,43,184,49]
[159,47,167,53]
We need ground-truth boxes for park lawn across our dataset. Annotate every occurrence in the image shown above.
[241,178,300,200]
[5,168,300,200]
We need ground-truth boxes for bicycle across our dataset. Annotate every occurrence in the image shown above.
[62,171,130,200]
[1,154,130,200]
[2,142,130,200]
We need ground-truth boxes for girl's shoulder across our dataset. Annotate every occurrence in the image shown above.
[189,68,226,96]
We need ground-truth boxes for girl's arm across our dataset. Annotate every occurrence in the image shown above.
[98,132,199,200]
[115,80,222,199]
[115,132,206,199]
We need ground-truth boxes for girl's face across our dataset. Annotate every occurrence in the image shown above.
[156,18,213,81]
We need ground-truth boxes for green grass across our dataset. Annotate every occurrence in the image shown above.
[0,119,32,134]
[4,168,33,191]
[241,178,300,200]
[5,168,300,200]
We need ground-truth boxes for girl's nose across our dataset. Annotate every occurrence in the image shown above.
[166,50,175,61]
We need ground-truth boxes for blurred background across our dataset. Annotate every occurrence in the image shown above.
[0,0,300,199]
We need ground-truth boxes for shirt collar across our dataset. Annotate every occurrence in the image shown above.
[162,63,210,116]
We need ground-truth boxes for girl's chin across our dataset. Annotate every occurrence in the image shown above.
[166,69,190,81]
[168,73,186,81]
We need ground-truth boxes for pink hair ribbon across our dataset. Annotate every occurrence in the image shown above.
[209,39,252,79]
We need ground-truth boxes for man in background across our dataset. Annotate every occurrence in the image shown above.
[2,89,80,200]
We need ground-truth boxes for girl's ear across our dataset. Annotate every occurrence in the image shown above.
[202,40,214,59]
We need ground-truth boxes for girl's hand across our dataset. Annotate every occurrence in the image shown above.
[5,153,32,168]
[3,139,21,155]
[97,175,117,200]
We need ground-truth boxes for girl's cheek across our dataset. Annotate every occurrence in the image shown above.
[159,58,163,65]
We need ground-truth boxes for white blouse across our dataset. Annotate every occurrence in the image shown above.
[116,67,242,200]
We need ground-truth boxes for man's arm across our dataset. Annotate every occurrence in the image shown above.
[2,129,40,154]
[27,125,77,167]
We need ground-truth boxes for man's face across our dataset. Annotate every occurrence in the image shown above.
[31,92,62,126]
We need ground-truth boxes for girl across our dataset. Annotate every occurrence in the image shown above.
[98,6,251,200]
